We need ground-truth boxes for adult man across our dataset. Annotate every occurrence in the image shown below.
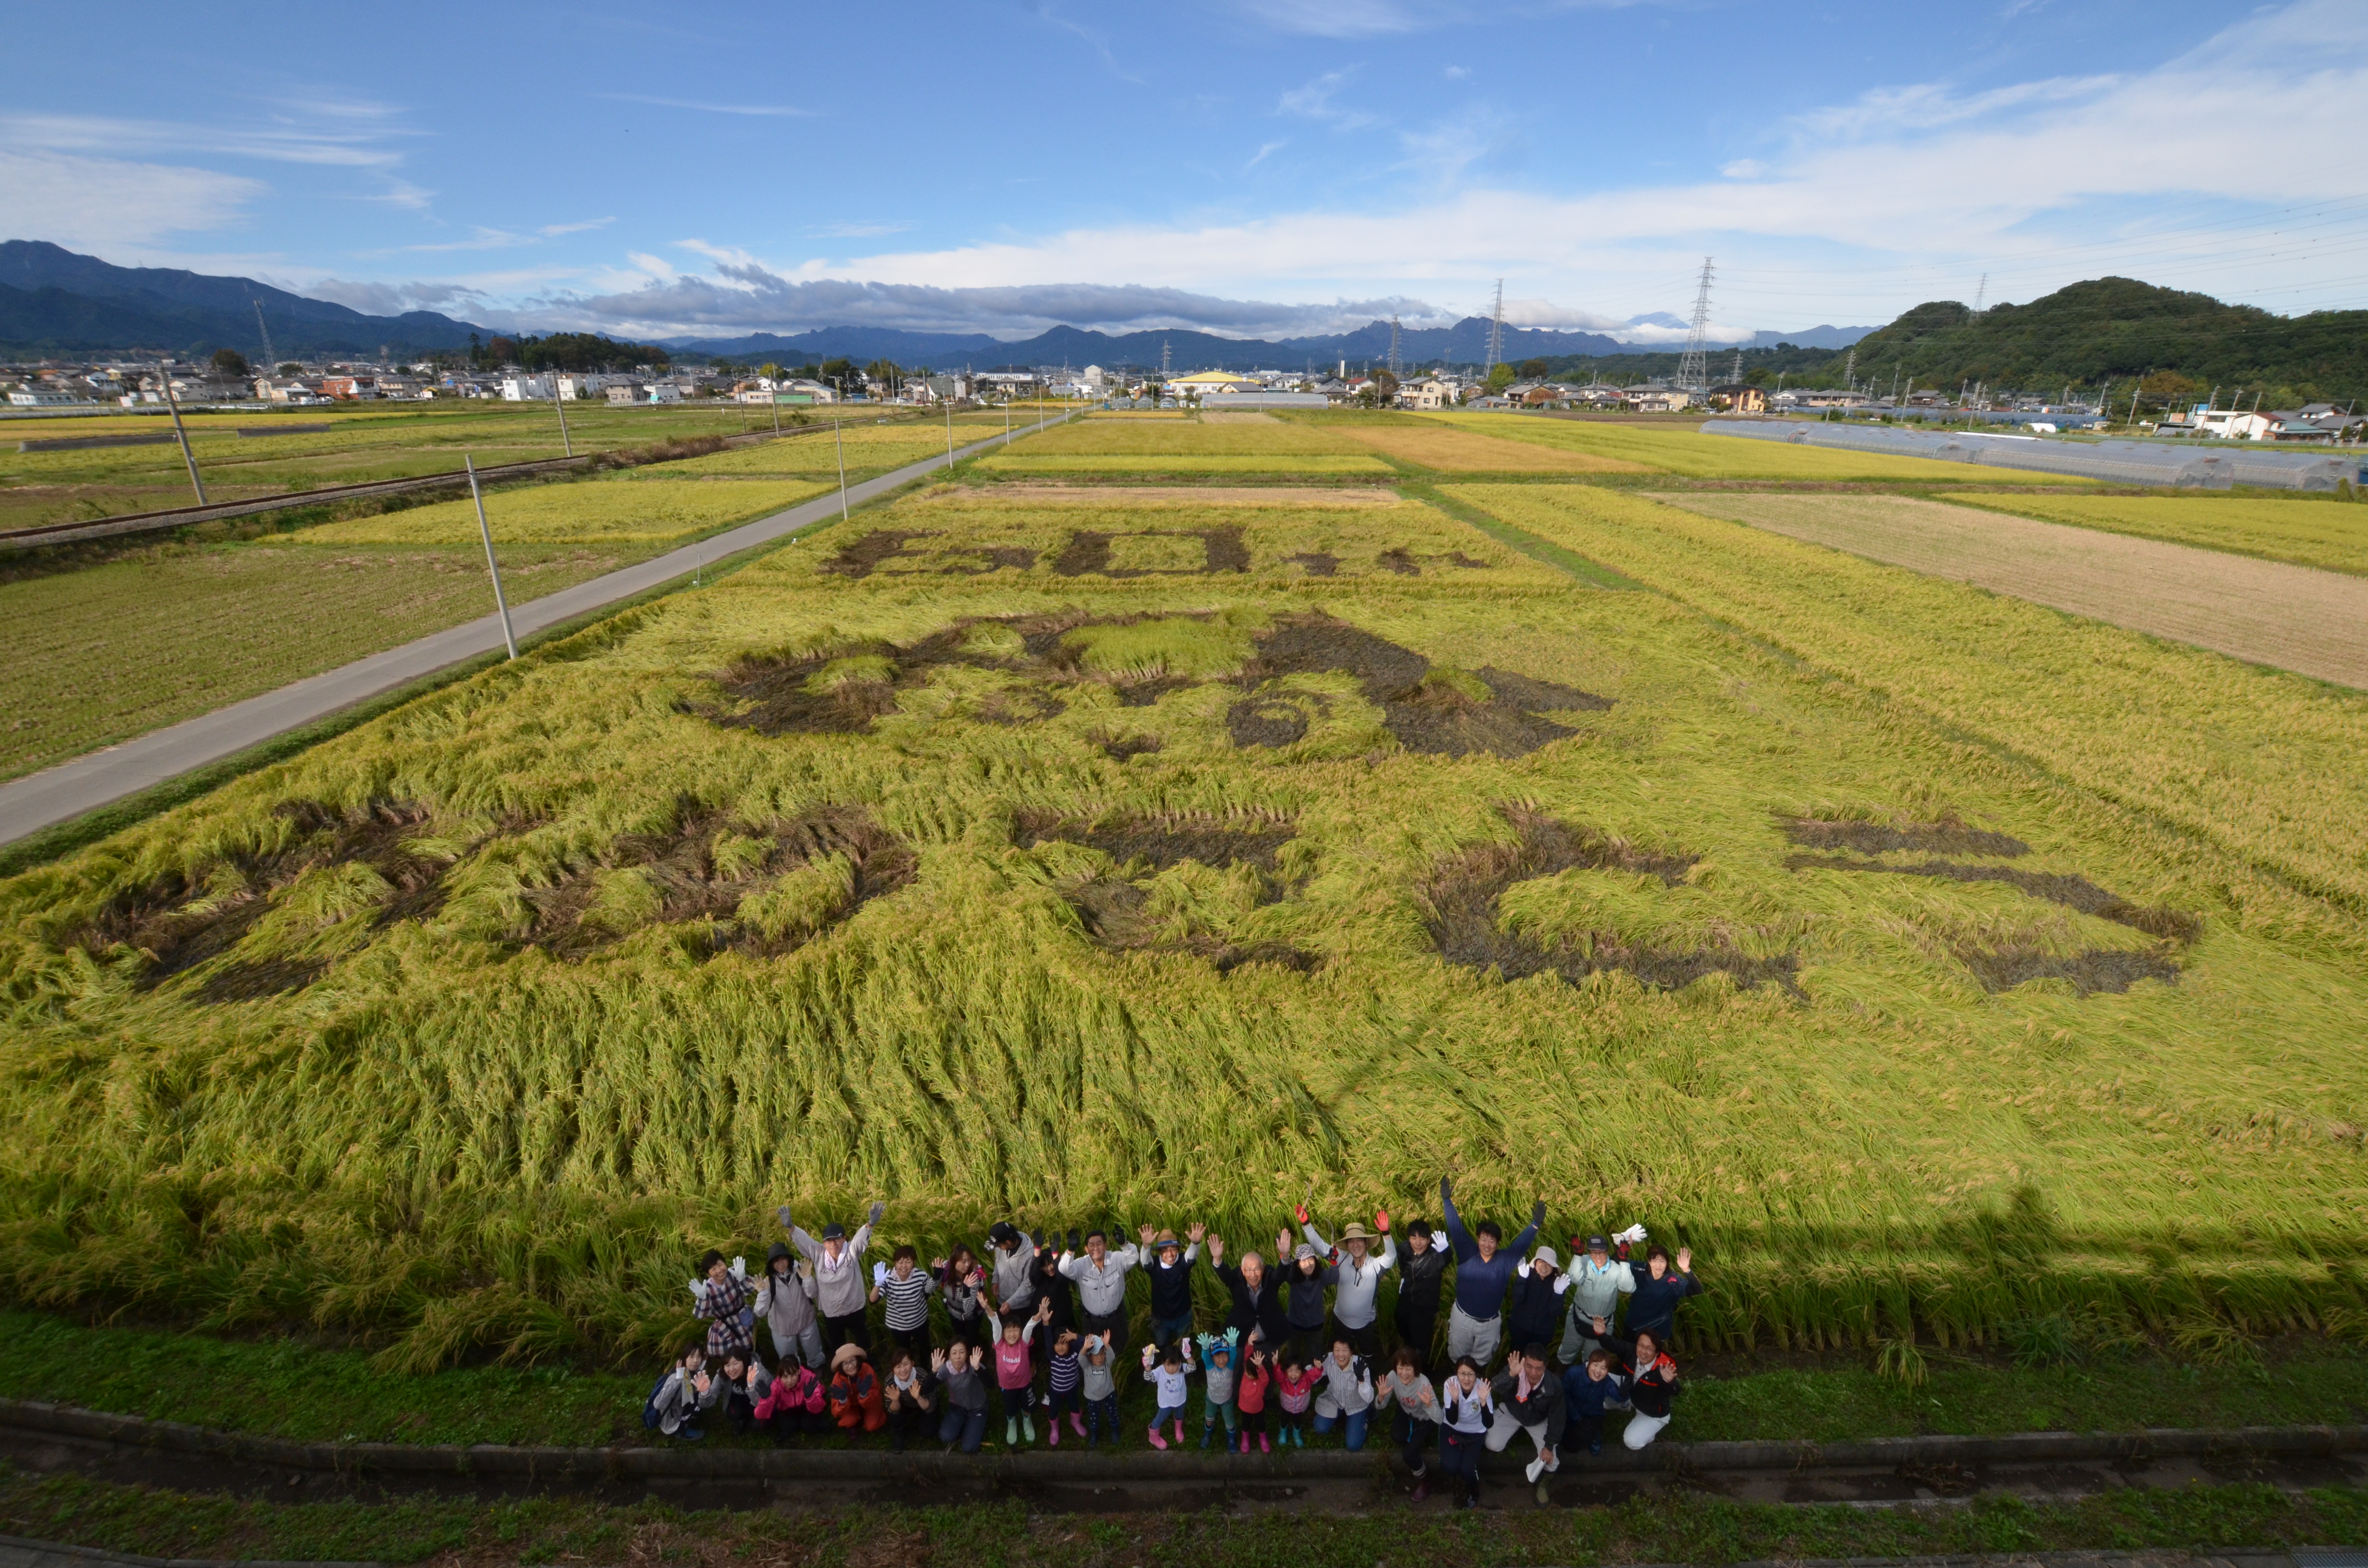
[1558,1232,1636,1366]
[1440,1176,1544,1367]
[1394,1216,1451,1367]
[1301,1209,1396,1359]
[1059,1226,1142,1355]
[1623,1244,1699,1344]
[1486,1342,1568,1501]
[785,1200,883,1354]
[986,1221,1037,1318]
[1144,1223,1205,1350]
[1207,1233,1292,1352]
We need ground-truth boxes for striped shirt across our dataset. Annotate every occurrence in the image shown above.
[1048,1349,1081,1394]
[878,1268,934,1331]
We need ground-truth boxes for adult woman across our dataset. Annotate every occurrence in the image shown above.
[1371,1344,1439,1500]
[1435,1354,1493,1508]
[1595,1320,1680,1449]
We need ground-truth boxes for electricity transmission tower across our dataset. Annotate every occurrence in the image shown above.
[1971,273,1988,317]
[1483,280,1505,378]
[1387,315,1402,378]
[252,299,277,372]
[1676,257,1715,392]
[1727,348,1743,384]
[1160,340,1171,378]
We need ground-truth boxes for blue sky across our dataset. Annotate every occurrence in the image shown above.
[5,0,2364,342]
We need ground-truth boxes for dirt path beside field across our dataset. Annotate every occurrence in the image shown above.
[1652,490,2368,691]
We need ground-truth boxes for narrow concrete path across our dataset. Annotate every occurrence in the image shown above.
[0,417,1059,847]
[1653,491,2368,691]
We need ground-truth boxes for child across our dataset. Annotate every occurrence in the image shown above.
[1311,1336,1375,1451]
[644,1344,715,1441]
[1045,1327,1084,1446]
[932,1341,990,1453]
[1233,1338,1273,1453]
[827,1342,886,1433]
[690,1250,755,1361]
[1080,1332,1122,1446]
[1372,1344,1439,1498]
[872,1245,937,1363]
[1560,1345,1632,1458]
[1437,1355,1493,1509]
[987,1298,1052,1447]
[753,1355,826,1445]
[881,1347,937,1452]
[1140,1339,1195,1450]
[1273,1351,1318,1449]
[937,1245,989,1351]
[715,1351,774,1437]
[1194,1328,1242,1451]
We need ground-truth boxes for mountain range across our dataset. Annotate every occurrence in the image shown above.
[0,241,1869,367]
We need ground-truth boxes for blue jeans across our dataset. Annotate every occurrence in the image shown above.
[939,1407,986,1452]
[1151,1312,1195,1349]
[1085,1394,1121,1443]
[1313,1408,1369,1450]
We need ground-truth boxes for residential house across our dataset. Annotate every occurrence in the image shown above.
[1169,369,1260,400]
[8,385,84,406]
[498,374,555,401]
[1399,377,1457,410]
[1622,385,1693,413]
[645,382,683,404]
[320,375,378,400]
[605,384,644,405]
[1705,382,1767,413]
[1800,390,1869,410]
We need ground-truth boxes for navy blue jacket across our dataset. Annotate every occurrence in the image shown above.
[1440,1177,1543,1324]
[1505,1268,1564,1352]
[1623,1268,1699,1340]
[1561,1362,1630,1419]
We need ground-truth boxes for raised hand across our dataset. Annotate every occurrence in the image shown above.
[868,1201,886,1226]
[1295,1202,1310,1224]
[1375,1209,1391,1234]
[777,1204,794,1231]
[931,1348,947,1371]
[1206,1233,1225,1262]
[1187,1221,1207,1243]
[1677,1246,1692,1273]
[1140,1223,1155,1248]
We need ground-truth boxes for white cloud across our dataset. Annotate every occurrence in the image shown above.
[0,149,263,248]
[295,277,490,316]
[603,94,811,117]
[1278,70,1375,129]
[0,108,412,169]
[1720,158,1766,179]
[1246,139,1287,170]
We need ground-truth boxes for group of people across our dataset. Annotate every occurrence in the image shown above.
[642,1178,1700,1505]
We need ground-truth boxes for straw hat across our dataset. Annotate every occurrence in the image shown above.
[1338,1222,1374,1243]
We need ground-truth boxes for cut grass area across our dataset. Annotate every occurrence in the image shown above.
[5,1467,2366,1566]
[7,486,2368,1375]
[0,538,652,780]
[1939,491,2368,578]
[2,1307,2362,1452]
[296,475,826,545]
[1423,412,2092,483]
[973,452,1394,474]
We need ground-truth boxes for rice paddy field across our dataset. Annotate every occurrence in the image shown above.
[1420,411,2096,483]
[5,407,2366,1382]
[1937,490,2368,577]
[0,401,851,533]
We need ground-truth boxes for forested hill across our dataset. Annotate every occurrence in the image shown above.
[1844,277,2368,405]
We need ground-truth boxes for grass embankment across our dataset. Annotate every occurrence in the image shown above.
[1938,491,2368,578]
[0,402,855,533]
[5,1468,2366,1567]
[4,1309,2364,1451]
[4,463,2366,1373]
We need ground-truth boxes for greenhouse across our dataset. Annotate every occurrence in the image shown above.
[1702,419,2362,490]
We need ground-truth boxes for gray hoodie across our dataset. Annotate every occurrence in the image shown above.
[755,1250,818,1339]
[1081,1349,1118,1403]
[1304,1225,1398,1330]
[653,1364,723,1435]
[791,1220,876,1319]
[991,1233,1037,1313]
[1313,1352,1375,1418]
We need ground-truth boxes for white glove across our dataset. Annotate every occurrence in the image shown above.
[1614,1223,1648,1246]
[687,1277,705,1301]
[1552,1274,1570,1295]
[872,1261,890,1287]
[730,1256,747,1281]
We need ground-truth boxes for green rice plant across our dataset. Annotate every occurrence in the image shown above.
[1421,412,2092,483]
[295,476,825,544]
[3,485,2366,1369]
[1873,1336,1928,1385]
[1938,491,2368,577]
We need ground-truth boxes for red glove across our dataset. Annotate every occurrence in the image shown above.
[1295,1203,1310,1224]
[1375,1209,1391,1233]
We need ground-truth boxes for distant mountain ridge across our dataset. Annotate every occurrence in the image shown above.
[0,240,490,357]
[671,318,1875,369]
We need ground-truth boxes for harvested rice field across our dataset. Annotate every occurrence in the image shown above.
[1423,411,2096,483]
[297,475,826,546]
[1938,491,2368,578]
[1333,423,1651,473]
[1647,489,2368,691]
[7,424,2367,1377]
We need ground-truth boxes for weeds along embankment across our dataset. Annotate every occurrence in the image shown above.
[3,466,2365,1374]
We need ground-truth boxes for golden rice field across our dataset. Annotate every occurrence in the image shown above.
[1938,491,2368,578]
[638,424,993,478]
[974,452,1394,474]
[296,477,827,546]
[5,424,2366,1374]
[1423,412,2095,483]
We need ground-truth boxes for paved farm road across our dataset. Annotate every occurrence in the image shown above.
[1654,491,2368,692]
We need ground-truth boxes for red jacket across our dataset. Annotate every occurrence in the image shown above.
[829,1365,886,1431]
[1234,1360,1271,1415]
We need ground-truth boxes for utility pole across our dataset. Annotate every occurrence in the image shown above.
[834,419,851,525]
[466,457,518,660]
[945,394,954,467]
[549,372,574,457]
[158,362,207,504]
